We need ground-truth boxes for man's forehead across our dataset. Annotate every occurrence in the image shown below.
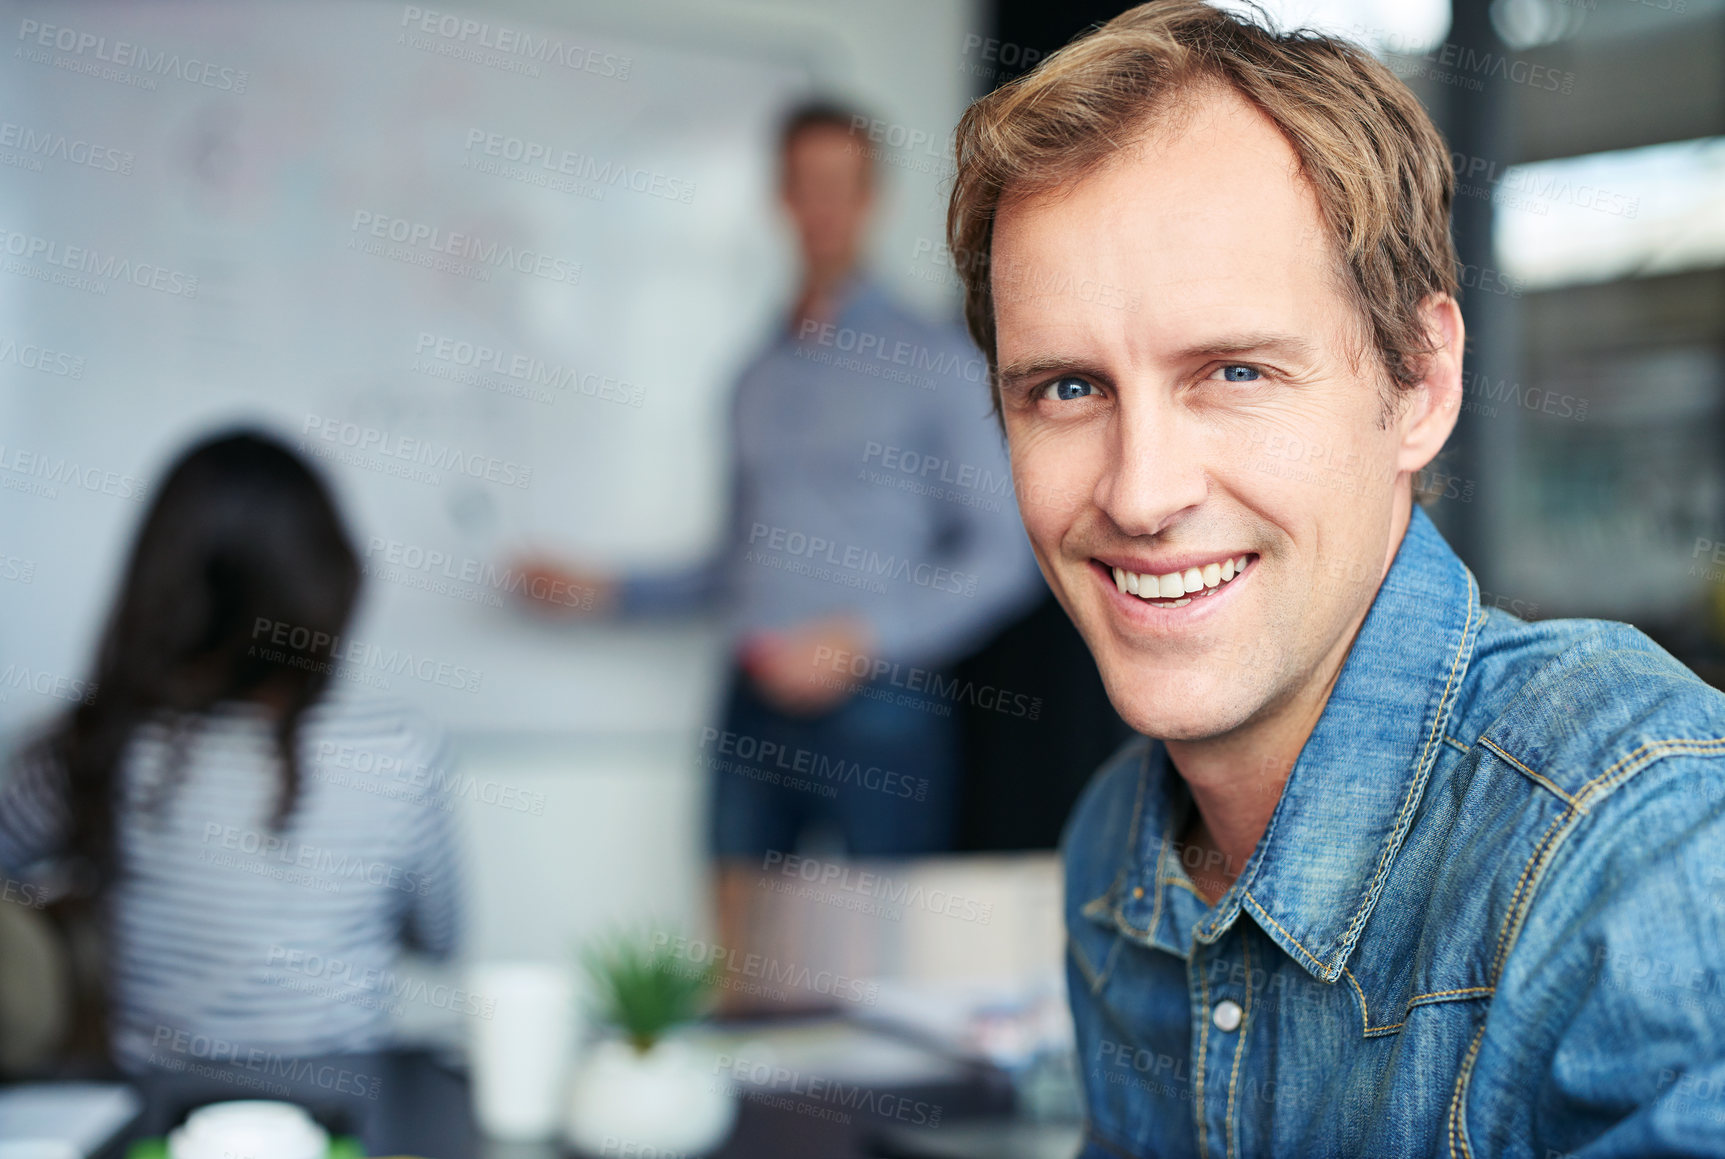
[994,90,1317,250]
[989,91,1339,357]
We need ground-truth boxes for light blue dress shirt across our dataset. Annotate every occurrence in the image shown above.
[619,276,1043,669]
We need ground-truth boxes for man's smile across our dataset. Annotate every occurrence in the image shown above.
[1088,552,1258,610]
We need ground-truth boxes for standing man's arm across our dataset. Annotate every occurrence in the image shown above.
[515,396,746,621]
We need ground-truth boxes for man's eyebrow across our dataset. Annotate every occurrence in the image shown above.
[1172,332,1318,361]
[996,333,1317,389]
[995,354,1100,390]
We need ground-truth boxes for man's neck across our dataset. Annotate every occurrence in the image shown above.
[1166,652,1347,903]
[1169,498,1417,903]
[793,261,859,328]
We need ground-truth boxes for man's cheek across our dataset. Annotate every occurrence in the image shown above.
[1009,443,1090,549]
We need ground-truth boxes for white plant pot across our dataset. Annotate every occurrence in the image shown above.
[564,1037,738,1156]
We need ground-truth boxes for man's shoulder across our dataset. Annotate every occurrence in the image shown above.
[847,281,980,360]
[1454,618,1725,1147]
[1463,610,1725,810]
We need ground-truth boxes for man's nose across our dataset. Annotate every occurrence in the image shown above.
[1093,394,1209,538]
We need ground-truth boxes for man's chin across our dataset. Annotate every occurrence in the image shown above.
[1100,674,1261,742]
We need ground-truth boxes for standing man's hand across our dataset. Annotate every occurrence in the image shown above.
[510,556,619,616]
[741,615,873,715]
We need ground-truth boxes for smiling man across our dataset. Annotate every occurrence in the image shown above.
[947,2,1725,1155]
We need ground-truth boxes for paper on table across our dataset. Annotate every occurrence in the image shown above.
[688,1018,966,1088]
[0,1084,142,1157]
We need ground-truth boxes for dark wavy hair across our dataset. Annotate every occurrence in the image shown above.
[33,429,360,892]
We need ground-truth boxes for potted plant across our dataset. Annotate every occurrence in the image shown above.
[564,932,737,1156]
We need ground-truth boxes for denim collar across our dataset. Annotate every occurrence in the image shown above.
[1084,505,1483,983]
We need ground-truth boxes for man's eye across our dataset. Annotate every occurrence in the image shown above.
[1041,376,1095,402]
[1218,364,1261,382]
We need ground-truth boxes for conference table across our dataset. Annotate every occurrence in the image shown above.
[84,1039,1080,1159]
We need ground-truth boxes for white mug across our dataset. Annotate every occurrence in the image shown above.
[467,962,577,1140]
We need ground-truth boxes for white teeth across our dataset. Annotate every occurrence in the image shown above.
[1109,554,1254,606]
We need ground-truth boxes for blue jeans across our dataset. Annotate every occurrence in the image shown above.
[707,667,961,858]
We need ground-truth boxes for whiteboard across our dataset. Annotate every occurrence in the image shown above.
[0,0,829,734]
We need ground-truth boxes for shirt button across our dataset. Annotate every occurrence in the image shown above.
[1211,999,1244,1033]
[1132,886,1145,900]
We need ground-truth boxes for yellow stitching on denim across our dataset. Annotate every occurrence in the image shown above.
[1340,966,1378,1035]
[1494,801,1601,988]
[1086,745,1156,935]
[1225,935,1253,1159]
[1242,889,1327,976]
[1477,737,1581,810]
[1465,747,1724,1152]
[1579,737,1725,798]
[1575,738,1725,810]
[1443,735,1471,754]
[1388,989,1498,1035]
[1343,971,1494,1037]
[1072,925,1127,995]
[1125,742,1149,856]
[1149,807,1173,941]
[1465,736,1720,1116]
[1342,968,1400,1034]
[1490,809,1572,982]
[1113,909,1151,939]
[1067,937,1095,988]
[1483,744,1725,994]
[1196,954,1211,1158]
[1411,986,1495,1003]
[1096,936,1123,994]
[1333,573,1477,967]
[1448,1023,1486,1159]
[1162,875,1205,897]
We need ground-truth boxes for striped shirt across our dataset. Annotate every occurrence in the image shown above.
[0,687,460,1072]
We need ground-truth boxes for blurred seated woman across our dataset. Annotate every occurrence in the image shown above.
[0,430,460,1074]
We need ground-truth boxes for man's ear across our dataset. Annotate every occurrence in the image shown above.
[1395,293,1465,475]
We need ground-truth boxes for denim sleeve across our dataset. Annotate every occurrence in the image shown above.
[1465,751,1725,1155]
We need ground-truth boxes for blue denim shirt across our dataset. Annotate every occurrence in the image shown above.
[1064,505,1725,1157]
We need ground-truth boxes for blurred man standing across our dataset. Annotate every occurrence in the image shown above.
[526,103,1040,883]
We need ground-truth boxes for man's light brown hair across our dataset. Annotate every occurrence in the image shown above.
[947,0,1457,411]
